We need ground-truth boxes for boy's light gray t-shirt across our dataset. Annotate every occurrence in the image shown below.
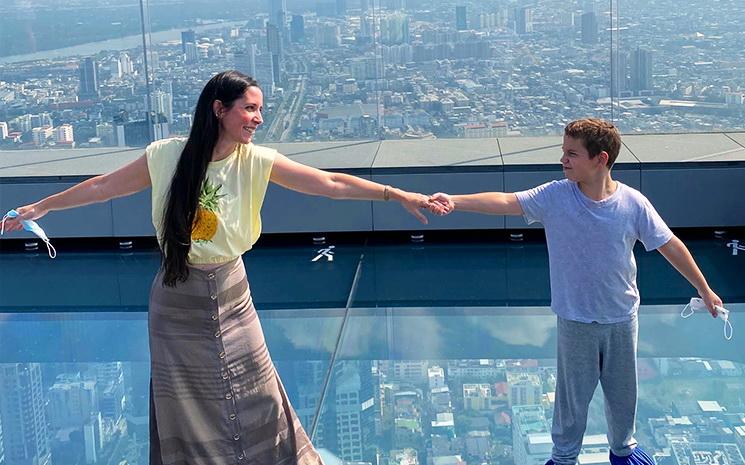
[515,180,673,323]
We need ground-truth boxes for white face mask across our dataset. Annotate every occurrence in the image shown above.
[1,209,57,258]
[681,297,732,341]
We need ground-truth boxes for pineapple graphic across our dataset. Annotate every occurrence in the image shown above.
[192,178,225,242]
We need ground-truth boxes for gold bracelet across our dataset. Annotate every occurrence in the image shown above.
[383,185,391,201]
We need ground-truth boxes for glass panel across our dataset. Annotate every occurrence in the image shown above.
[0,0,152,152]
[312,236,745,463]
[615,0,745,133]
[0,244,364,464]
[315,304,745,465]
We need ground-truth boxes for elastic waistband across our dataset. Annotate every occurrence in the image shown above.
[186,257,244,282]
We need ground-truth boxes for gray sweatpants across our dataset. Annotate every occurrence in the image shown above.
[551,315,639,465]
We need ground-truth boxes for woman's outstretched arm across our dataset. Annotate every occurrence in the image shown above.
[2,153,151,232]
[269,153,443,224]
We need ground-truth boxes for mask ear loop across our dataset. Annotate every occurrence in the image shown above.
[721,313,733,341]
[43,239,57,259]
[681,301,695,318]
[1,212,12,235]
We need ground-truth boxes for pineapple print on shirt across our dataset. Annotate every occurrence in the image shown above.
[192,178,226,242]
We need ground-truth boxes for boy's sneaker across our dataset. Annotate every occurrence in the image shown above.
[610,447,655,465]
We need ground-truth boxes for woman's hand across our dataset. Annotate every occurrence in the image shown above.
[398,192,432,224]
[2,202,49,233]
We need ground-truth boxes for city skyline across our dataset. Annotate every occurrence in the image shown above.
[1,0,744,150]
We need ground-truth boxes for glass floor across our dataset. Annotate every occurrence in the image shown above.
[0,237,743,465]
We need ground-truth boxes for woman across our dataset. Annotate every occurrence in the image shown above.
[3,70,443,465]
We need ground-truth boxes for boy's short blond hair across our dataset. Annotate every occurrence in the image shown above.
[564,118,621,168]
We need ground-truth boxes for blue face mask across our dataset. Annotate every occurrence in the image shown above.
[1,209,57,258]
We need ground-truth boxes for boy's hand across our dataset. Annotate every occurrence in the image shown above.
[700,288,724,318]
[429,193,454,216]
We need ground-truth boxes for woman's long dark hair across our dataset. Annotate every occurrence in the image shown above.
[160,70,259,287]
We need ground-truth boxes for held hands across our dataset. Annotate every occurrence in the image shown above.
[397,191,451,224]
[428,193,454,216]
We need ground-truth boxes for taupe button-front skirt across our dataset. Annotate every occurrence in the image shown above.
[148,258,323,465]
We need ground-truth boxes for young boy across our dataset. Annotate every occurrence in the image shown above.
[428,118,723,465]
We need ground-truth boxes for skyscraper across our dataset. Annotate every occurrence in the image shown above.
[0,364,52,465]
[235,45,257,78]
[631,46,653,94]
[611,50,630,98]
[455,5,467,31]
[181,29,195,54]
[79,57,99,99]
[290,15,305,43]
[268,0,287,30]
[266,23,283,85]
[150,90,174,124]
[381,12,410,45]
[515,6,533,34]
[581,12,598,44]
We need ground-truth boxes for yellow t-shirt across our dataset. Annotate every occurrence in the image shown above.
[145,137,276,265]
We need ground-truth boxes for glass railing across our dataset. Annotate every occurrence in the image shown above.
[1,236,743,465]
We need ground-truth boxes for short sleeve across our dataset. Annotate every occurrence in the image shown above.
[636,196,674,251]
[145,137,185,185]
[515,180,562,225]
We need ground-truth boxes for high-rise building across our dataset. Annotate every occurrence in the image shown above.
[254,51,275,97]
[512,405,551,465]
[455,5,467,30]
[268,0,287,29]
[385,0,405,10]
[428,366,445,390]
[515,7,533,34]
[55,124,75,145]
[79,57,99,99]
[47,373,97,429]
[611,50,630,98]
[316,23,341,48]
[185,42,199,63]
[290,15,305,43]
[507,372,542,407]
[631,46,653,94]
[381,12,410,44]
[109,58,123,79]
[149,90,174,124]
[581,12,598,44]
[331,361,377,463]
[235,45,257,78]
[0,364,52,465]
[181,30,196,54]
[32,126,54,146]
[119,52,133,75]
[266,23,283,85]
[0,122,8,139]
